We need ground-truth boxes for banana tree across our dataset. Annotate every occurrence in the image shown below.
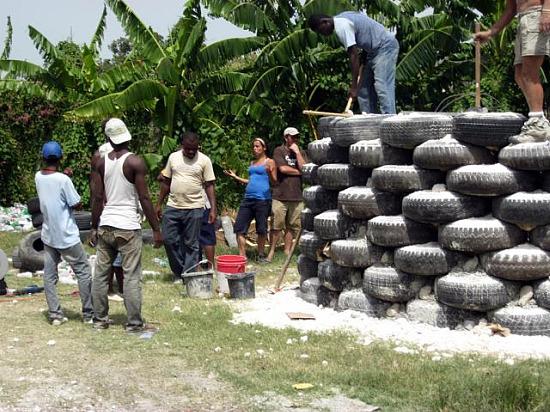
[65,0,280,171]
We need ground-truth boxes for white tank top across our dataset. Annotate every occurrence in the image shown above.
[100,152,141,230]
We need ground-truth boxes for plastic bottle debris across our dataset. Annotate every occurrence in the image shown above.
[0,204,33,232]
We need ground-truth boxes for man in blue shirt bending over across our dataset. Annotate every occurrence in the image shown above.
[309,12,399,114]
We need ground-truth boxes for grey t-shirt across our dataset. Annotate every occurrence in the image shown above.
[334,11,395,53]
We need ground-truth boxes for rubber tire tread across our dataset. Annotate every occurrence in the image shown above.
[299,277,331,307]
[363,265,426,303]
[371,165,445,193]
[402,190,489,224]
[394,242,464,277]
[367,215,437,247]
[435,270,520,311]
[438,216,527,253]
[299,230,327,261]
[313,210,361,240]
[493,192,550,230]
[489,306,550,336]
[317,164,369,190]
[329,114,391,147]
[303,185,339,214]
[380,114,453,149]
[446,164,537,197]
[318,259,350,291]
[498,142,550,171]
[480,244,550,281]
[534,278,550,309]
[337,289,390,317]
[413,136,495,171]
[406,299,461,329]
[452,112,525,148]
[330,238,388,268]
[297,254,318,286]
[338,187,403,219]
[307,138,349,165]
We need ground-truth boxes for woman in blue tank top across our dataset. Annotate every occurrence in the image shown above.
[224,138,277,261]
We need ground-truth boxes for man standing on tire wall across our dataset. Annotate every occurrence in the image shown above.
[308,12,399,114]
[35,141,93,325]
[156,131,217,281]
[474,0,550,144]
[89,118,163,332]
[266,127,307,262]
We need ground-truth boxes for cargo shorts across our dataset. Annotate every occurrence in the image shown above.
[514,7,550,65]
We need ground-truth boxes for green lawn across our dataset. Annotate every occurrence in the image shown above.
[1,230,549,411]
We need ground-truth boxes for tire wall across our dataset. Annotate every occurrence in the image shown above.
[299,112,550,336]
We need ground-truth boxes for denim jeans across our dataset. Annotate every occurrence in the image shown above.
[162,206,203,277]
[92,226,143,327]
[357,37,399,114]
[43,243,93,321]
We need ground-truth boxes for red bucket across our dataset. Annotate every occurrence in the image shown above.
[216,255,247,274]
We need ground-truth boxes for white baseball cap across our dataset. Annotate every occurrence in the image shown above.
[105,118,132,144]
[283,127,299,136]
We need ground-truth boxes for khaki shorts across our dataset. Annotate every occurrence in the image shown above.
[514,7,550,65]
[272,199,303,232]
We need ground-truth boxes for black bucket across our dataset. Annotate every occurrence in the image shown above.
[227,272,255,299]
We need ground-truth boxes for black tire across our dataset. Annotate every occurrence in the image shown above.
[446,164,537,197]
[141,229,154,244]
[313,210,363,240]
[363,265,426,303]
[349,139,382,168]
[402,190,489,224]
[297,254,318,286]
[452,112,525,149]
[302,163,318,186]
[493,192,550,231]
[439,216,527,254]
[31,213,43,228]
[317,116,335,139]
[337,289,390,317]
[498,141,550,171]
[435,269,520,311]
[542,171,550,192]
[307,138,349,165]
[299,230,327,261]
[0,249,7,280]
[413,135,495,171]
[299,277,331,307]
[330,238,388,268]
[489,306,550,337]
[316,164,369,190]
[371,165,445,193]
[394,242,466,277]
[329,114,392,147]
[534,278,550,309]
[367,215,437,247]
[380,113,453,149]
[74,211,92,230]
[26,197,41,215]
[303,185,339,214]
[318,259,350,291]
[406,299,461,329]
[11,246,22,269]
[300,208,316,232]
[18,231,45,271]
[338,186,403,219]
[480,244,550,281]
[531,224,550,250]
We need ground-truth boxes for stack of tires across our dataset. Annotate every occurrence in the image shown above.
[298,111,550,336]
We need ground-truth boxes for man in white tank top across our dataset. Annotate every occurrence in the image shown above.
[89,118,162,332]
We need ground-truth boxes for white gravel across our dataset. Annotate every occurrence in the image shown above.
[231,288,550,361]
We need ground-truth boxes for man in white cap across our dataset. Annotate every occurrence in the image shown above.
[89,118,162,333]
[266,127,307,262]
